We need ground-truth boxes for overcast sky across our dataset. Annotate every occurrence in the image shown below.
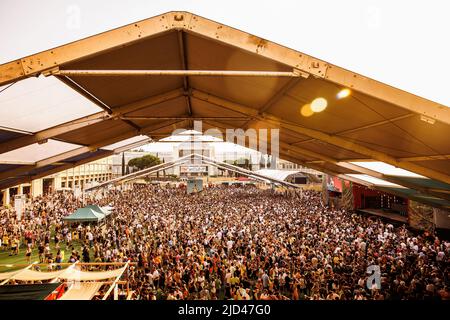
[1,0,449,107]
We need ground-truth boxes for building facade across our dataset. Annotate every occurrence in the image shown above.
[112,141,318,178]
[1,156,113,206]
[1,140,319,206]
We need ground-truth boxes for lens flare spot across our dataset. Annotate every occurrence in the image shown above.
[337,88,351,99]
[311,97,328,112]
[300,104,314,117]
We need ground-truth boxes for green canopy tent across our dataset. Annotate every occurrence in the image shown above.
[62,207,105,224]
[0,283,62,300]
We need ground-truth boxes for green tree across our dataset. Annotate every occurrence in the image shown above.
[128,154,162,171]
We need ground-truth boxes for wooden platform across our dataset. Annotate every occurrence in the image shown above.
[358,209,408,224]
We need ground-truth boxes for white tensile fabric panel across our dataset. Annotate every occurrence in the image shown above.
[59,282,103,300]
[346,174,406,187]
[0,269,24,281]
[351,161,426,178]
[0,139,81,163]
[0,265,126,281]
[12,269,66,281]
[61,266,126,281]
[0,76,102,132]
[255,169,301,181]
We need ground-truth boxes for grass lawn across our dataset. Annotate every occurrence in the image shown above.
[0,226,89,272]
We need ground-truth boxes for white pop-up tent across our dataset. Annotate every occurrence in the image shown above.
[0,262,129,300]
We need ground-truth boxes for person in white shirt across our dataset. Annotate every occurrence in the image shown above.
[226,239,234,256]
[87,231,94,247]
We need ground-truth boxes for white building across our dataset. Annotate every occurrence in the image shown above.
[1,156,113,206]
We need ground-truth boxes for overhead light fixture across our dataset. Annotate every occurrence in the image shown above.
[311,97,328,112]
[337,88,351,99]
[300,104,314,117]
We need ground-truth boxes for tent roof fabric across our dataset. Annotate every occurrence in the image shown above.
[59,282,103,300]
[13,269,68,281]
[0,11,449,209]
[0,265,127,282]
[61,266,126,281]
[255,169,305,182]
[0,269,23,281]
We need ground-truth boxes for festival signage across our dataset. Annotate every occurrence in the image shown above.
[180,166,208,173]
[14,194,26,220]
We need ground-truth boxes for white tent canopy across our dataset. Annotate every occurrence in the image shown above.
[59,282,104,300]
[0,264,127,282]
[255,169,304,182]
[0,76,102,133]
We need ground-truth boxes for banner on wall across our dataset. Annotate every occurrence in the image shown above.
[408,200,434,232]
[341,180,354,211]
[14,194,26,220]
[321,174,329,206]
[433,207,450,230]
[180,166,207,173]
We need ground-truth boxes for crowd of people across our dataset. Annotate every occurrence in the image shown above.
[0,184,448,300]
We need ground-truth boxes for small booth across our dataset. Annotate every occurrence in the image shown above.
[62,207,106,225]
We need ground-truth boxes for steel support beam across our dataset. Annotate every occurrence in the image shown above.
[398,155,450,162]
[0,88,183,154]
[177,31,192,116]
[191,89,450,184]
[120,116,249,121]
[1,11,448,125]
[202,119,360,190]
[336,174,374,188]
[276,119,450,184]
[185,13,449,124]
[0,150,114,191]
[0,120,187,181]
[0,113,106,155]
[0,11,185,85]
[337,162,450,201]
[201,157,299,188]
[321,154,450,163]
[201,118,450,202]
[237,137,448,208]
[86,152,201,190]
[243,77,302,129]
[53,69,301,77]
[292,113,416,146]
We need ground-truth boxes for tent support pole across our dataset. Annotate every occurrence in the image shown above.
[102,261,129,300]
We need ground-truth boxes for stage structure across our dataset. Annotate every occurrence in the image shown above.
[86,153,300,191]
[187,178,203,194]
